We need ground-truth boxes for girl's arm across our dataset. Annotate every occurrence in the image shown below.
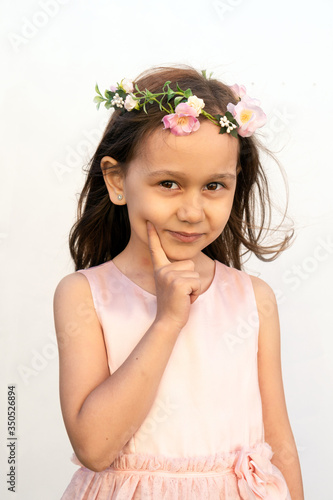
[54,272,182,472]
[250,275,305,500]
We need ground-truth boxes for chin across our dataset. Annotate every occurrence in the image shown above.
[163,245,204,262]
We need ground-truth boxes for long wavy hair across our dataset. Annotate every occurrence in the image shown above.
[69,64,294,271]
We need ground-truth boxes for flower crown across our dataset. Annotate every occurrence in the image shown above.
[93,71,266,138]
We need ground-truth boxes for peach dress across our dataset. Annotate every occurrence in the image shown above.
[60,259,291,499]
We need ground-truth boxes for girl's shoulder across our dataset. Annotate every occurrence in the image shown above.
[53,269,93,307]
[247,274,277,304]
[247,273,279,324]
[55,261,112,289]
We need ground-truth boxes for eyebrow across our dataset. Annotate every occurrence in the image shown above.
[146,170,236,180]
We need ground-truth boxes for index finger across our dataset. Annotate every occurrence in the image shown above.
[146,221,170,269]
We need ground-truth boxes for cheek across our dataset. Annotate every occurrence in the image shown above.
[126,198,169,233]
[209,202,234,229]
[128,193,170,220]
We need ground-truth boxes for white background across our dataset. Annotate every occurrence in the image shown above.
[1,0,332,498]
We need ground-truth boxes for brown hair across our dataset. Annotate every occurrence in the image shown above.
[69,63,294,271]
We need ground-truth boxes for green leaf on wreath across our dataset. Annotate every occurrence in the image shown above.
[176,83,184,93]
[167,89,175,102]
[184,88,192,98]
[174,96,184,107]
[95,83,102,96]
[114,89,124,99]
[162,80,172,91]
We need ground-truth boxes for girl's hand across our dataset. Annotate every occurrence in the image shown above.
[147,221,201,331]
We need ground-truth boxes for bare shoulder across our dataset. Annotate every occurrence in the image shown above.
[53,269,106,365]
[247,274,278,318]
[53,269,105,370]
[54,270,91,302]
[247,274,280,355]
[248,274,276,301]
[53,271,97,341]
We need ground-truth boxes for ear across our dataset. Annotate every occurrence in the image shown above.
[100,156,126,205]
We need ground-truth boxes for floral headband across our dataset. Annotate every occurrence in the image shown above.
[93,71,266,138]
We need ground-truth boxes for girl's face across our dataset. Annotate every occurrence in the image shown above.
[119,121,239,265]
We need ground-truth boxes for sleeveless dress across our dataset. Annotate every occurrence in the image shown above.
[60,259,291,500]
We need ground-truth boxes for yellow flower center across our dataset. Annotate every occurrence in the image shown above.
[239,109,253,124]
[177,116,188,125]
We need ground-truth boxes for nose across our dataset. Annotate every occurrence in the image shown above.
[176,192,205,224]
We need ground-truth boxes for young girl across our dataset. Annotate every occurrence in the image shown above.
[53,64,304,499]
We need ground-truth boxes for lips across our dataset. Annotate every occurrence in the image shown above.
[167,230,204,243]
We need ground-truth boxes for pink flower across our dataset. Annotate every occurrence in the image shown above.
[234,446,289,499]
[230,83,247,99]
[162,103,200,136]
[110,84,118,92]
[227,95,266,137]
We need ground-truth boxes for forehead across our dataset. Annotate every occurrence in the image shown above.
[133,121,239,175]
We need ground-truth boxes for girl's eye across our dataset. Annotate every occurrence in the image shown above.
[160,181,178,190]
[205,182,225,191]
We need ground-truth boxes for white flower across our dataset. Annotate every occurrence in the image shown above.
[186,95,205,116]
[121,78,134,93]
[124,94,138,111]
[219,115,237,133]
[111,93,124,108]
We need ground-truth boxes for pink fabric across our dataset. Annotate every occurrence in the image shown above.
[60,260,291,499]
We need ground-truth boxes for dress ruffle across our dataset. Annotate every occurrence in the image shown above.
[61,441,291,499]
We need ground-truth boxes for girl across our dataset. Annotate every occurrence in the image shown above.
[53,64,304,499]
